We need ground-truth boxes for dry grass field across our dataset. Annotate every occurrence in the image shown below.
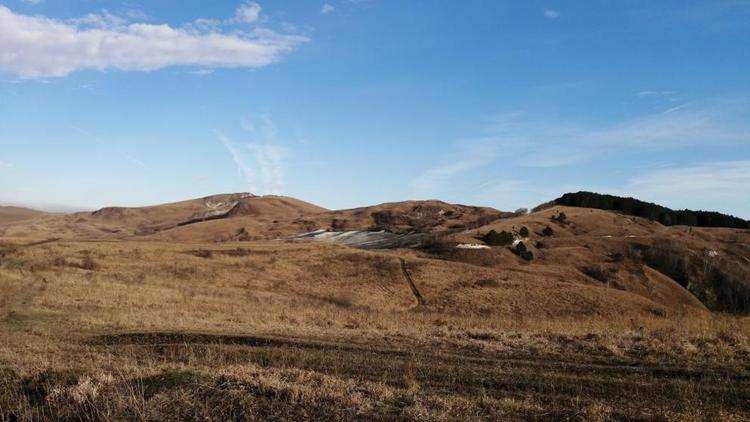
[1,234,749,421]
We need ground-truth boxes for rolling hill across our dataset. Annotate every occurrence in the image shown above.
[2,192,747,315]
[2,192,749,419]
[0,206,47,225]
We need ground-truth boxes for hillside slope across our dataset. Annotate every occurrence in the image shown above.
[0,206,47,225]
[0,194,326,240]
[443,206,748,313]
[1,194,747,314]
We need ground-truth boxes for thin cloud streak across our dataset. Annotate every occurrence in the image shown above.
[216,121,287,195]
[410,139,504,196]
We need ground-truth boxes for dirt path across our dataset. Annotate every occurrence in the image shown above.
[399,258,425,306]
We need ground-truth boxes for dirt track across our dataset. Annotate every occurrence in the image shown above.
[88,331,750,420]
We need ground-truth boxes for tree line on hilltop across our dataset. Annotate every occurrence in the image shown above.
[545,191,749,229]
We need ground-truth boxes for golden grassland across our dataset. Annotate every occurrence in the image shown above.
[1,239,749,421]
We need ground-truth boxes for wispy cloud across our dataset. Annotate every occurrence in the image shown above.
[410,99,750,208]
[189,69,214,76]
[623,160,750,216]
[0,160,13,169]
[506,99,748,164]
[0,5,308,79]
[543,9,559,19]
[410,139,506,196]
[321,3,336,14]
[592,100,748,146]
[216,114,287,195]
[229,1,262,24]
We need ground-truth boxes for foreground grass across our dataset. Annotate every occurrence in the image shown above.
[1,240,749,420]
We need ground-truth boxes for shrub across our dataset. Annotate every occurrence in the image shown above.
[519,226,529,237]
[482,230,514,246]
[189,249,214,259]
[551,212,567,224]
[542,226,554,237]
[513,241,534,261]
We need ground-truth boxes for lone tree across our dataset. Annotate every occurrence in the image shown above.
[542,225,554,237]
[519,226,529,237]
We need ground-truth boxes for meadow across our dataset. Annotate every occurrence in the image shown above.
[1,239,748,421]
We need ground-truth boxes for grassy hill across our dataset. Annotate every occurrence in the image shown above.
[1,193,749,419]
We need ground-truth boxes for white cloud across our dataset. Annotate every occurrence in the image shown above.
[231,2,262,24]
[321,3,336,14]
[543,9,559,19]
[0,160,12,169]
[0,5,308,79]
[20,0,43,4]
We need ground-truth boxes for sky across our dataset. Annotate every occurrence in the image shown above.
[0,0,749,217]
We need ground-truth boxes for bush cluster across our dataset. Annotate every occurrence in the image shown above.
[482,230,514,246]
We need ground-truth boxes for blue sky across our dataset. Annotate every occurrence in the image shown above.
[1,0,749,217]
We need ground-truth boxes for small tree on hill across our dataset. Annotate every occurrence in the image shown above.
[519,226,529,237]
[482,230,514,246]
[542,226,554,237]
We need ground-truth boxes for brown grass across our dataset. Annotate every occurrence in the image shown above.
[0,239,748,420]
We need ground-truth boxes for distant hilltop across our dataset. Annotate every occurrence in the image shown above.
[539,191,749,229]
